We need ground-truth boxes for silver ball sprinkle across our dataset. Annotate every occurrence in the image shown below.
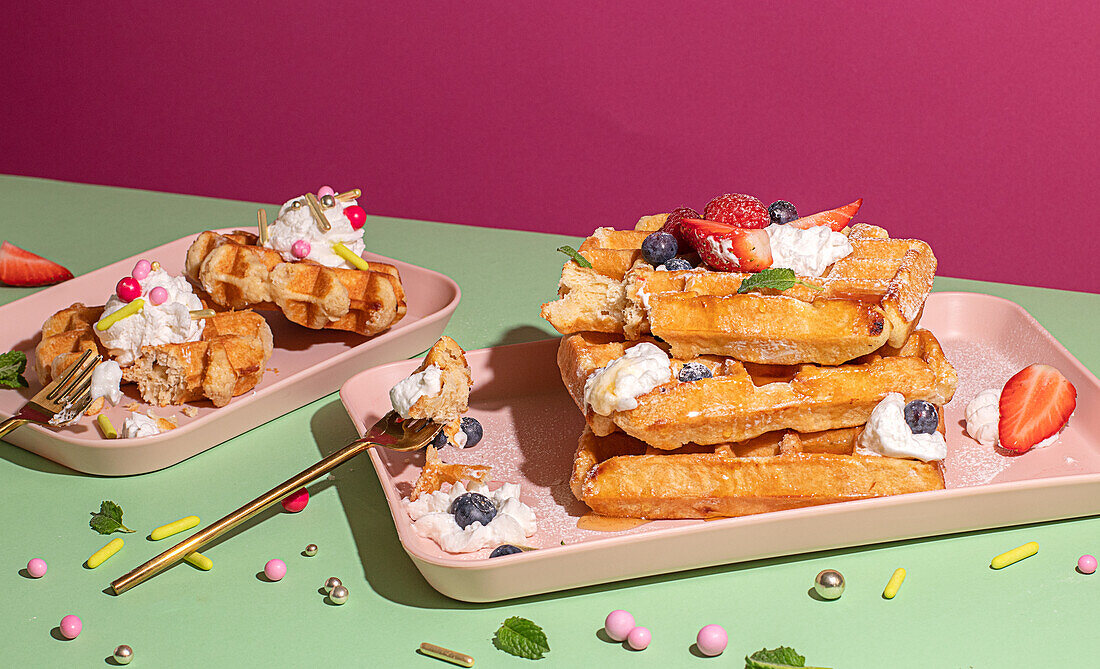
[323,576,342,594]
[814,569,845,600]
[304,544,318,557]
[329,584,349,605]
[291,200,303,210]
[113,645,134,665]
[320,194,336,208]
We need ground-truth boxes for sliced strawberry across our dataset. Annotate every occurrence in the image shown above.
[703,193,769,229]
[998,364,1077,453]
[0,241,74,287]
[787,198,863,231]
[680,218,772,272]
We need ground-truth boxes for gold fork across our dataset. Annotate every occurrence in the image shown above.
[0,350,100,439]
[110,411,442,594]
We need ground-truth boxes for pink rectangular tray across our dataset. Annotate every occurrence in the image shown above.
[340,292,1100,602]
[0,228,459,475]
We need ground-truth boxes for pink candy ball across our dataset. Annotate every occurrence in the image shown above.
[148,286,169,306]
[604,609,635,642]
[626,626,651,651]
[696,624,728,657]
[317,185,336,198]
[281,488,309,513]
[1078,554,1097,574]
[291,240,311,259]
[116,276,142,302]
[59,614,82,639]
[132,259,152,280]
[27,558,47,578]
[344,205,366,231]
[264,559,286,581]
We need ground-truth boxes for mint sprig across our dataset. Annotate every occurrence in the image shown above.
[0,350,28,389]
[493,616,550,660]
[89,500,135,535]
[556,245,593,269]
[737,268,823,295]
[746,646,831,669]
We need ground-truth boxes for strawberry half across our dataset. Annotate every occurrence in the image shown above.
[998,364,1077,453]
[787,198,863,231]
[680,218,772,272]
[0,241,74,287]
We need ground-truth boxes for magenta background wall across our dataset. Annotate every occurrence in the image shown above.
[3,1,1097,292]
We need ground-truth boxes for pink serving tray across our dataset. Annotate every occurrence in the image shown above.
[0,228,459,475]
[340,292,1100,602]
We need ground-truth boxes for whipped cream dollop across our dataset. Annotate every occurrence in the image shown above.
[406,481,536,553]
[583,342,671,415]
[90,360,123,406]
[857,393,946,462]
[96,268,204,366]
[965,387,1060,450]
[389,365,443,418]
[122,412,161,439]
[265,195,366,269]
[765,224,853,277]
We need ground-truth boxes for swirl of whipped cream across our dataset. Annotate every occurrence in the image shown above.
[96,268,204,366]
[265,195,366,269]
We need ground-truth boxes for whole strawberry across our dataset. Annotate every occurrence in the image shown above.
[660,206,701,244]
[703,193,769,229]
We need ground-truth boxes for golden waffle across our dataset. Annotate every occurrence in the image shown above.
[570,426,945,519]
[124,310,273,407]
[410,445,491,501]
[402,336,473,443]
[185,231,407,336]
[34,303,107,383]
[35,304,273,407]
[558,329,957,450]
[542,217,937,365]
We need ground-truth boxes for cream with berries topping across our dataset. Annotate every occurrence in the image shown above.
[856,393,946,462]
[583,343,671,416]
[265,194,366,269]
[96,267,204,366]
[406,481,536,553]
[965,387,1060,450]
[765,223,853,277]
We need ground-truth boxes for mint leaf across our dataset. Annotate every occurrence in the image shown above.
[0,350,28,389]
[737,268,823,294]
[746,646,831,669]
[493,616,550,660]
[556,246,593,269]
[89,500,134,534]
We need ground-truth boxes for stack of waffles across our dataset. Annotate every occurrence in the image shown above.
[542,213,958,519]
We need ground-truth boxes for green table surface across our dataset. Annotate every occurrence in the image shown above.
[2,175,1097,668]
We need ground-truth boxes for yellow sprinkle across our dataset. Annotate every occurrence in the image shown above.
[150,516,200,541]
[419,643,475,668]
[883,567,906,599]
[87,538,124,569]
[184,552,213,571]
[96,414,117,439]
[95,298,144,331]
[190,308,216,320]
[335,188,361,202]
[992,541,1039,569]
[332,242,370,270]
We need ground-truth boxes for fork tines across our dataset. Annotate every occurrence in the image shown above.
[45,350,100,406]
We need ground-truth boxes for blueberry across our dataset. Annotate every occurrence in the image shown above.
[430,428,448,450]
[768,200,798,225]
[662,257,693,271]
[678,362,713,383]
[449,492,497,529]
[459,416,483,448]
[489,544,523,558]
[903,399,938,435]
[642,231,678,266]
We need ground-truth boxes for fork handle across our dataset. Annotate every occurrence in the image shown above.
[0,417,29,440]
[110,436,376,595]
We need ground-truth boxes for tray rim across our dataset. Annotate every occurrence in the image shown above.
[339,291,1100,599]
[0,227,461,472]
